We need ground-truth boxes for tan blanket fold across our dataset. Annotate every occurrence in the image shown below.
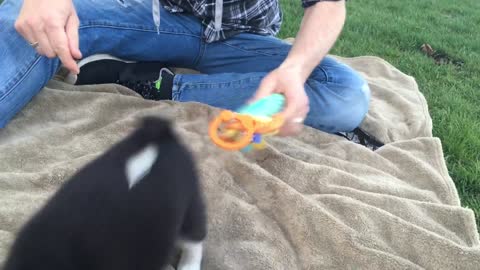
[0,56,479,269]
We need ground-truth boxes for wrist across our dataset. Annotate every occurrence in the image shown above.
[279,56,313,82]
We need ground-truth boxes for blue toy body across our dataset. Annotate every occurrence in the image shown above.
[235,94,285,152]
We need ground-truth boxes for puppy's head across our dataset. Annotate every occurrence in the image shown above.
[94,116,183,174]
[137,116,175,141]
[121,116,181,153]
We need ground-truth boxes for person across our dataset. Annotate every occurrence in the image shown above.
[0,0,370,137]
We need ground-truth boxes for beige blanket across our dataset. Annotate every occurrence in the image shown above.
[1,56,479,269]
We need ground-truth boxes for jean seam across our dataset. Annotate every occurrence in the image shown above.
[192,39,206,69]
[306,66,361,102]
[306,80,353,101]
[0,55,42,103]
[78,24,202,39]
[192,24,206,68]
[180,76,264,89]
[220,40,283,57]
[172,74,183,101]
[310,66,331,85]
[172,75,264,102]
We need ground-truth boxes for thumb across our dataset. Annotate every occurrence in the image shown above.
[278,99,297,121]
[279,89,304,121]
[250,76,276,103]
[66,12,82,60]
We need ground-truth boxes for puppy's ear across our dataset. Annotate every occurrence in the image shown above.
[139,116,174,141]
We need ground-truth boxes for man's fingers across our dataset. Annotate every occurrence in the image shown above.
[36,30,56,57]
[14,19,53,56]
[279,122,303,136]
[47,23,79,74]
[278,96,308,136]
[278,108,303,135]
[279,93,302,121]
[279,103,298,120]
[282,86,309,117]
[280,106,307,136]
[66,13,82,59]
[14,19,33,43]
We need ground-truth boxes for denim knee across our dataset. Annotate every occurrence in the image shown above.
[336,76,371,132]
[305,64,371,133]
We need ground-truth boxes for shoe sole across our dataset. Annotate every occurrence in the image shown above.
[74,55,168,85]
[77,54,136,69]
[62,54,135,85]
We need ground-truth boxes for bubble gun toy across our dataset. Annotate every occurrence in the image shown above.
[208,93,285,152]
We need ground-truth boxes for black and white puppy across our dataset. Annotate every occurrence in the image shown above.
[3,117,207,270]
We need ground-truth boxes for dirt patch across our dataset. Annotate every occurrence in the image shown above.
[420,44,465,68]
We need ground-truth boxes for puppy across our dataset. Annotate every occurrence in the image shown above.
[3,117,207,270]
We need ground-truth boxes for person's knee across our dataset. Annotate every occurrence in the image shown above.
[339,77,371,131]
[305,69,371,133]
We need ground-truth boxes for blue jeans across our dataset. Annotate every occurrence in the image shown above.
[0,0,370,133]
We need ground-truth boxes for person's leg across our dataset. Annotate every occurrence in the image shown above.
[0,0,60,128]
[0,0,203,128]
[173,33,371,133]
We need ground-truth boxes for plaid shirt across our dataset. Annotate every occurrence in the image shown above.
[160,0,342,43]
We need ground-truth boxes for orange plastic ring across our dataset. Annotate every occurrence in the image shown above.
[208,111,255,151]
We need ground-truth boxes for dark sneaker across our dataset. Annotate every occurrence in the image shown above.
[115,68,174,100]
[336,128,384,151]
[75,54,174,100]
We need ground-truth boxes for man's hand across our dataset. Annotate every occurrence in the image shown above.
[15,0,82,74]
[252,66,310,136]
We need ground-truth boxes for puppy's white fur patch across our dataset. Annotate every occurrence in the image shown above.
[177,240,204,270]
[125,144,159,189]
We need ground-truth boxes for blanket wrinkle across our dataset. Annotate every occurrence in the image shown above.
[1,53,479,269]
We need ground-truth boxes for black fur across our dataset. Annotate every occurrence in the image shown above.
[3,117,207,270]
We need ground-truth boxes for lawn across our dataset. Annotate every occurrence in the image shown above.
[279,0,480,227]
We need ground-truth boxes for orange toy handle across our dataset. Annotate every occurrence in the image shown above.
[208,110,255,151]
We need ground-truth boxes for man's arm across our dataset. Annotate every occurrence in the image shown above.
[281,0,346,81]
[252,0,346,135]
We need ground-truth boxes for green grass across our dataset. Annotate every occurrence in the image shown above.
[279,0,480,228]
